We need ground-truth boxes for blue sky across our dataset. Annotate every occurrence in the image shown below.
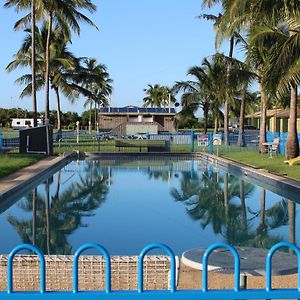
[1,0,228,114]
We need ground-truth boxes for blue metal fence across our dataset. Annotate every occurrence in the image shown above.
[267,132,300,155]
[0,130,2,153]
[1,241,300,299]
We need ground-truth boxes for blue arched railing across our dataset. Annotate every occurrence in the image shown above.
[202,242,240,292]
[2,242,300,300]
[73,243,111,293]
[138,243,176,293]
[266,241,300,291]
[7,244,46,294]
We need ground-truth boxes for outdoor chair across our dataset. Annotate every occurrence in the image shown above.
[270,137,280,156]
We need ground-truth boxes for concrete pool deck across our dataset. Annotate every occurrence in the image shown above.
[0,153,74,207]
[198,152,300,201]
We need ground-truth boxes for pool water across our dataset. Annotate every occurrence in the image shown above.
[0,158,298,255]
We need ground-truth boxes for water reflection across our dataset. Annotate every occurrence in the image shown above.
[8,161,110,254]
[169,167,296,249]
[5,159,298,254]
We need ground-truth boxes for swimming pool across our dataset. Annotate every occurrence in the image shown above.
[0,157,298,255]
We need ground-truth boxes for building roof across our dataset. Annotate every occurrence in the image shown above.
[246,108,300,118]
[99,106,176,115]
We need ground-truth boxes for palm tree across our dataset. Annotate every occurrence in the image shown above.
[173,55,226,133]
[225,0,300,157]
[249,22,300,158]
[6,0,98,122]
[200,0,237,145]
[143,84,175,108]
[173,66,212,133]
[75,58,113,132]
[4,0,40,126]
[42,0,98,123]
[6,24,80,133]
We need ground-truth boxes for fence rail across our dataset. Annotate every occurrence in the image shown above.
[1,241,300,299]
[2,130,300,155]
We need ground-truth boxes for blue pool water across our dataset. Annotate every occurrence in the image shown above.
[0,158,298,255]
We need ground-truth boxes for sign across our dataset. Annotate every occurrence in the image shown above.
[213,134,222,145]
[197,135,209,147]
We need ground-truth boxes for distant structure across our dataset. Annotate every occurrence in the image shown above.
[11,118,43,129]
[99,106,176,135]
[245,108,300,133]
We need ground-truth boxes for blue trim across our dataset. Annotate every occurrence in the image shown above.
[7,244,46,294]
[73,243,111,293]
[266,242,300,291]
[0,130,2,152]
[202,243,240,292]
[138,243,176,293]
[3,242,300,300]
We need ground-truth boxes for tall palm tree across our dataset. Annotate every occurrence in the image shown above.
[201,0,237,145]
[42,0,98,123]
[143,84,175,108]
[75,58,113,132]
[173,55,226,133]
[249,21,300,158]
[225,0,300,157]
[4,0,40,126]
[6,24,80,133]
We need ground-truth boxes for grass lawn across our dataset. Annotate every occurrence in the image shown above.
[222,151,300,181]
[0,154,44,179]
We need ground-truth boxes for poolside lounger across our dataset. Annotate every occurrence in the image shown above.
[284,156,300,166]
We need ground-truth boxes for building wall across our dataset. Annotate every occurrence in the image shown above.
[99,113,176,132]
[99,115,127,130]
[163,116,176,132]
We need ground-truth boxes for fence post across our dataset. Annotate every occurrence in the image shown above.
[191,128,194,153]
[209,132,213,154]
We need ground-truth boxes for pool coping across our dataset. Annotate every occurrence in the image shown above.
[0,153,75,211]
[197,152,300,201]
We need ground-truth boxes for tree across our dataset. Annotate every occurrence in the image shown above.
[249,21,300,158]
[6,24,79,133]
[225,0,300,157]
[74,58,113,132]
[143,84,175,108]
[4,0,40,126]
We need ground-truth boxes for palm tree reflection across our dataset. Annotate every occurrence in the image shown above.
[171,167,297,248]
[8,163,110,255]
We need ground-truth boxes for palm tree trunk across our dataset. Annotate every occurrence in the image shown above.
[257,188,266,234]
[214,116,218,133]
[31,0,38,127]
[285,85,299,159]
[224,173,228,223]
[32,188,37,246]
[239,179,247,230]
[288,200,296,254]
[259,81,267,153]
[54,87,62,133]
[203,102,209,134]
[94,101,97,130]
[89,101,92,133]
[224,36,235,146]
[45,179,50,255]
[44,12,53,122]
[237,87,246,147]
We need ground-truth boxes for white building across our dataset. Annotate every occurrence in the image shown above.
[11,118,42,129]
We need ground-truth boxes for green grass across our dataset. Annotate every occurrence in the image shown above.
[0,154,44,179]
[222,151,300,181]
